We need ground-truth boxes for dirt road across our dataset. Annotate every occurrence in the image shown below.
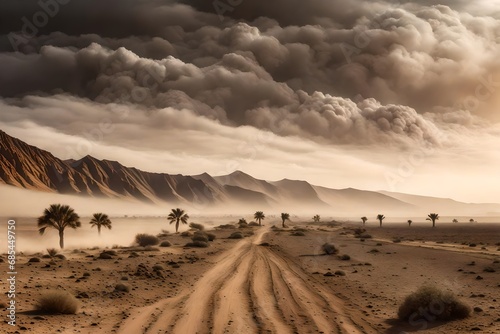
[117,227,375,334]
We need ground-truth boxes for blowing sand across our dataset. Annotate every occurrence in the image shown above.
[1,221,499,334]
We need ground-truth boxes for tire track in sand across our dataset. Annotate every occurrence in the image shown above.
[118,226,374,334]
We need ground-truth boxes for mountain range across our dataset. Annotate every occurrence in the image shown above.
[1,130,499,216]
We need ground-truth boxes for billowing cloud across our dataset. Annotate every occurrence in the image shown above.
[1,0,500,201]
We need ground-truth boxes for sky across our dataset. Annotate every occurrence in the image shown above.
[0,0,499,203]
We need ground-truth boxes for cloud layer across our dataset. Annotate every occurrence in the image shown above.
[0,0,500,201]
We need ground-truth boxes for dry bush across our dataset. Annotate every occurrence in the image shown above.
[192,231,209,243]
[180,231,192,237]
[135,234,159,247]
[114,283,131,293]
[189,222,205,231]
[46,248,59,257]
[398,286,471,321]
[36,290,78,314]
[159,240,172,247]
[185,241,209,248]
[291,231,305,236]
[248,222,260,227]
[229,232,244,239]
[339,254,351,261]
[206,233,216,241]
[322,243,338,255]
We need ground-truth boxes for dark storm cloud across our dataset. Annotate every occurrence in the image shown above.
[0,0,499,147]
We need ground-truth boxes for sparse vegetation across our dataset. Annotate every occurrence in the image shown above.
[36,290,79,314]
[89,213,112,236]
[426,213,439,228]
[376,214,385,227]
[185,240,209,248]
[281,212,290,228]
[313,215,321,223]
[46,248,59,257]
[398,286,470,321]
[254,211,265,226]
[114,283,131,293]
[361,216,367,225]
[135,234,159,247]
[452,219,459,223]
[38,204,81,249]
[407,219,412,226]
[159,240,172,247]
[168,208,189,233]
[189,222,205,231]
[322,243,338,255]
[238,218,248,228]
[339,254,351,261]
[229,232,244,239]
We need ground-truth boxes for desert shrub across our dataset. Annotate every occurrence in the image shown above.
[206,233,216,241]
[180,231,192,237]
[248,222,260,227]
[159,240,172,247]
[291,231,305,236]
[54,254,66,260]
[189,222,205,231]
[483,267,496,273]
[192,231,209,242]
[398,286,471,321]
[36,290,78,314]
[322,243,338,255]
[217,224,236,229]
[103,250,117,256]
[99,252,113,259]
[28,257,41,263]
[185,241,209,248]
[46,248,59,257]
[114,283,131,293]
[143,246,159,251]
[228,232,244,239]
[335,270,346,276]
[340,254,351,261]
[135,234,159,247]
[360,234,372,239]
[152,264,164,271]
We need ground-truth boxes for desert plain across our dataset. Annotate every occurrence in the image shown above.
[1,217,499,334]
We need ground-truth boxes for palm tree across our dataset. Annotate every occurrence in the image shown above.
[254,211,265,226]
[38,204,81,249]
[376,214,385,227]
[89,213,112,236]
[238,218,247,225]
[426,213,439,228]
[281,213,290,228]
[168,208,189,233]
[361,216,368,225]
[407,219,412,226]
[452,219,458,223]
[313,215,321,223]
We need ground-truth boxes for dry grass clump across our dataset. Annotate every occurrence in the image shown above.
[189,222,205,231]
[322,243,338,255]
[339,254,351,261]
[398,286,471,321]
[36,290,79,314]
[46,248,59,257]
[229,231,244,239]
[114,283,131,293]
[135,234,159,247]
[185,240,209,248]
[159,240,172,247]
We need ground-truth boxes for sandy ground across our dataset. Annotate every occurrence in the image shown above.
[1,221,499,334]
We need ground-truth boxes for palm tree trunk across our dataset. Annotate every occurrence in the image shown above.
[98,225,101,236]
[176,219,179,233]
[432,220,436,227]
[282,219,285,228]
[59,230,64,249]
[379,220,382,227]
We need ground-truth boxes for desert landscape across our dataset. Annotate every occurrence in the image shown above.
[2,0,500,333]
[1,214,500,334]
